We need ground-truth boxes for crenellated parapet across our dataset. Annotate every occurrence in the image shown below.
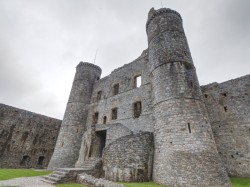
[146,8,182,30]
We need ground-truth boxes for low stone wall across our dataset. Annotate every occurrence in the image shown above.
[102,132,154,182]
[0,103,61,168]
[77,173,124,187]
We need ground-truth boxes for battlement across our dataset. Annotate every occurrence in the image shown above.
[146,8,182,30]
[76,61,102,74]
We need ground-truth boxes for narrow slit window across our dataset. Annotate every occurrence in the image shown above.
[97,91,102,101]
[224,106,228,112]
[111,108,118,120]
[134,101,142,118]
[93,112,99,124]
[188,123,191,133]
[190,81,193,87]
[113,84,119,95]
[134,75,142,88]
[103,116,107,124]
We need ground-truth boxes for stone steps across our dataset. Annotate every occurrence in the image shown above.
[42,158,102,184]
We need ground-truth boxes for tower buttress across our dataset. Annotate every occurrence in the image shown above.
[48,62,101,169]
[147,8,231,187]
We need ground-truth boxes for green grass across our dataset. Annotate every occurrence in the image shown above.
[120,182,166,187]
[231,177,250,187]
[0,169,52,180]
[0,169,250,187]
[55,184,86,187]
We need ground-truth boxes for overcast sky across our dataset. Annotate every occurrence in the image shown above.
[0,0,249,119]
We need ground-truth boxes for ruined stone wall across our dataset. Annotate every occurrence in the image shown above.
[86,50,154,134]
[0,103,61,168]
[202,75,250,177]
[103,132,154,182]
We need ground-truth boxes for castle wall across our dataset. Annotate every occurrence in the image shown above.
[86,51,154,133]
[201,75,250,177]
[103,132,154,182]
[0,103,61,168]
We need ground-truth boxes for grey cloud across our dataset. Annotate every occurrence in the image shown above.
[0,0,249,118]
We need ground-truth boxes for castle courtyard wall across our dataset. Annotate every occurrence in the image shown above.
[201,74,250,177]
[0,103,61,168]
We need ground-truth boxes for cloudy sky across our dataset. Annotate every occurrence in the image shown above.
[0,0,249,119]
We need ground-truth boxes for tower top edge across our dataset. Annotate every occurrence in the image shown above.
[76,61,102,72]
[146,8,182,29]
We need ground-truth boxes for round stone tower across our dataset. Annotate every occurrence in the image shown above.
[48,62,101,169]
[146,8,231,187]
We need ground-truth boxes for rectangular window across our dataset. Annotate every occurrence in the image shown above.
[97,91,102,101]
[113,84,119,95]
[134,101,142,118]
[103,116,107,124]
[111,108,118,120]
[134,75,142,88]
[93,112,99,124]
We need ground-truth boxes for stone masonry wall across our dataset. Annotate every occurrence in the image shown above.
[48,62,102,169]
[103,132,154,182]
[201,75,250,177]
[86,50,154,134]
[147,8,231,187]
[0,103,61,168]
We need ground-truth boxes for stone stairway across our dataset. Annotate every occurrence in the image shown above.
[42,158,102,184]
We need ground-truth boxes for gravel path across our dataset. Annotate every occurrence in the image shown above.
[0,176,55,187]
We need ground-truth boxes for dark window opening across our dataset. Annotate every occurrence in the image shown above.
[97,91,102,101]
[204,94,208,98]
[61,142,64,147]
[134,75,142,88]
[188,123,191,133]
[111,108,118,120]
[134,101,142,118]
[231,155,234,158]
[190,81,193,87]
[113,84,119,95]
[76,128,79,133]
[37,156,45,166]
[170,142,173,144]
[103,116,107,124]
[93,112,99,124]
[222,93,227,97]
[224,106,228,112]
[180,62,183,66]
[20,155,31,166]
[96,77,100,80]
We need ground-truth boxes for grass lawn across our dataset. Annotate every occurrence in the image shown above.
[55,184,86,187]
[231,177,250,187]
[0,169,52,180]
[120,182,166,187]
[0,169,250,187]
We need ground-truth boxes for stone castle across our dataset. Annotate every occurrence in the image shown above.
[0,7,249,187]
